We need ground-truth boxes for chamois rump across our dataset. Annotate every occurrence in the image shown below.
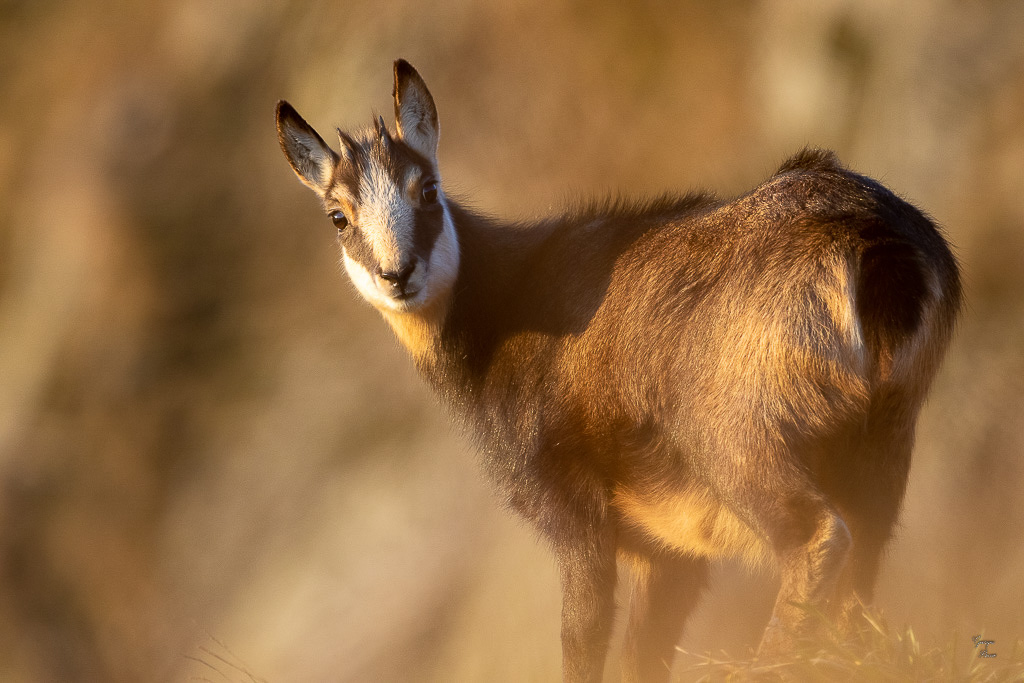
[275,60,961,683]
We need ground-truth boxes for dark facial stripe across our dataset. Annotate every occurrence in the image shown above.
[412,203,445,262]
[340,222,377,272]
[366,130,443,266]
[331,121,444,274]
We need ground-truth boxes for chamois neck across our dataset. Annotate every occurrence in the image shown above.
[390,200,535,393]
[376,200,518,368]
[379,302,448,364]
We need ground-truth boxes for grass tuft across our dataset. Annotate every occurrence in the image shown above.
[676,606,1024,682]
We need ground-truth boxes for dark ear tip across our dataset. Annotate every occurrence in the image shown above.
[276,100,297,121]
[394,58,418,83]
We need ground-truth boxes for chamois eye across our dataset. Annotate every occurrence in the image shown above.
[330,210,349,230]
[421,180,438,204]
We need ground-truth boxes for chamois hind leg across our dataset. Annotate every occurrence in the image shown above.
[756,495,853,655]
[619,543,709,683]
[832,513,892,632]
[832,415,916,630]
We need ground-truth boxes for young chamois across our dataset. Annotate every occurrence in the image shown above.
[276,60,961,683]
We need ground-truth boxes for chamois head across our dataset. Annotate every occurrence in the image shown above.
[276,60,459,315]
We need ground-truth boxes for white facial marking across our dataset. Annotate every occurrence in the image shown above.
[423,204,460,303]
[342,248,392,310]
[357,163,415,273]
[342,196,460,314]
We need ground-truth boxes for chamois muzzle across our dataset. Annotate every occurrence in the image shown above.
[377,260,418,299]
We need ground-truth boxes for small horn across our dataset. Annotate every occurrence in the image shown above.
[375,115,391,147]
[337,127,358,162]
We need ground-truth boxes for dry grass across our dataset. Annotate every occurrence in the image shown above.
[678,606,1024,683]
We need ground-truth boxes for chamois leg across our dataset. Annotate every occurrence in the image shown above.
[555,531,618,683]
[832,487,906,631]
[832,520,888,632]
[619,545,709,683]
[833,424,915,629]
[758,501,852,655]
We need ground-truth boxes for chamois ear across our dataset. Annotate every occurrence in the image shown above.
[393,59,439,159]
[276,100,339,196]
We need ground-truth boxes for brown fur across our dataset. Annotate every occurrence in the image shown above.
[276,63,962,683]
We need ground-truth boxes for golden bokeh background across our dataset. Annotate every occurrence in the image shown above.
[1,1,1022,681]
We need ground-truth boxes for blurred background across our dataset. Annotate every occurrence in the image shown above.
[1,0,1022,681]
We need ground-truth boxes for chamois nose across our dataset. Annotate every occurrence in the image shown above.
[378,261,417,295]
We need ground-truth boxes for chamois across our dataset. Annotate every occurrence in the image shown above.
[276,60,961,683]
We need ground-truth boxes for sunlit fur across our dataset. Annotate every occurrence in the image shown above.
[277,63,962,683]
[613,484,772,570]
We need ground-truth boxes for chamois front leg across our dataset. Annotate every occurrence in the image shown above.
[619,545,709,683]
[553,526,617,683]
